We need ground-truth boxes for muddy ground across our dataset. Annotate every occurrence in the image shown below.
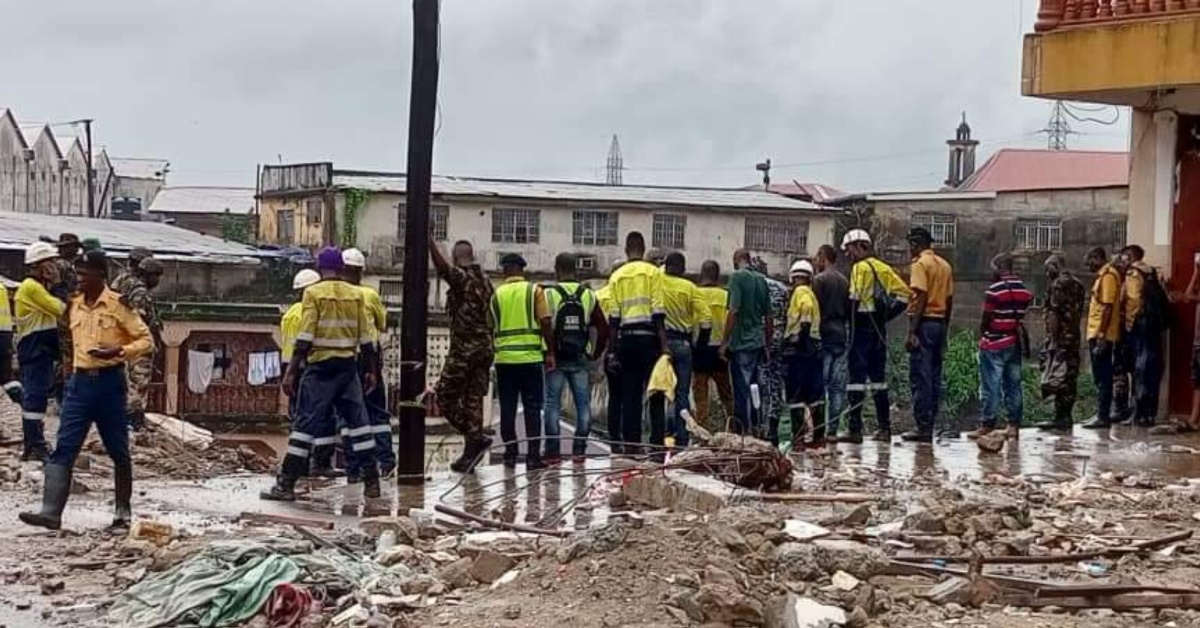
[2,395,1200,627]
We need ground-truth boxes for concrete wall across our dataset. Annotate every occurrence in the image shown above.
[114,177,164,215]
[258,194,327,246]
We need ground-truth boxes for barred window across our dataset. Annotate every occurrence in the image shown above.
[398,204,450,241]
[306,198,323,224]
[744,216,809,254]
[1015,219,1062,251]
[911,213,957,247]
[652,214,687,250]
[572,210,618,246]
[1112,221,1127,250]
[492,207,540,243]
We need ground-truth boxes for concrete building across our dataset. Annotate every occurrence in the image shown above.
[147,186,256,238]
[1023,1,1200,415]
[109,157,169,220]
[0,110,90,216]
[255,162,838,306]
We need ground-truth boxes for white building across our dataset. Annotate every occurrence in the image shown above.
[0,109,90,216]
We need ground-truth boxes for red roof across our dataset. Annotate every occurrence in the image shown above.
[959,149,1129,193]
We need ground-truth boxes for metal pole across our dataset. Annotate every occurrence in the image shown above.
[397,0,440,485]
[83,119,95,218]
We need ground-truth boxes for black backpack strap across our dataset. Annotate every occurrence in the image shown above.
[551,284,570,302]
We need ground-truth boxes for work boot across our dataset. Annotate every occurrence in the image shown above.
[21,420,49,462]
[964,426,994,440]
[899,430,933,443]
[502,444,519,469]
[526,452,548,472]
[1004,424,1020,440]
[259,475,299,502]
[361,468,381,499]
[1081,416,1111,429]
[1034,417,1072,431]
[450,436,492,474]
[111,459,133,531]
[128,410,146,433]
[3,381,23,405]
[309,466,345,479]
[870,429,892,442]
[836,432,864,444]
[18,464,72,530]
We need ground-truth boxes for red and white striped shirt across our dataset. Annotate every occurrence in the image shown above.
[980,273,1033,351]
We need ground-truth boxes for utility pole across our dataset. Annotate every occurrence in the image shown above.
[82,119,95,218]
[397,0,440,485]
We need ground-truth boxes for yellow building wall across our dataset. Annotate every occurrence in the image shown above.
[1023,16,1200,97]
[257,196,325,247]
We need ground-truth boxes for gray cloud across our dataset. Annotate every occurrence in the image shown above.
[0,0,1129,192]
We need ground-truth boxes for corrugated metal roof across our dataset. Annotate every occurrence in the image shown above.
[959,149,1130,193]
[747,182,847,203]
[149,186,255,215]
[332,172,830,211]
[111,157,169,180]
[0,211,267,264]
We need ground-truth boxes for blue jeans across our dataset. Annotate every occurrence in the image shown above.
[729,348,764,435]
[909,319,947,435]
[544,367,591,457]
[50,367,128,469]
[1090,340,1115,422]
[822,343,848,436]
[667,337,693,446]
[979,344,1023,428]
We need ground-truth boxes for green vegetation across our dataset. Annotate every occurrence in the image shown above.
[342,188,370,249]
[219,212,252,244]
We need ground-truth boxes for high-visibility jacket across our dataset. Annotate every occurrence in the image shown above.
[280,302,303,363]
[0,286,12,332]
[697,285,728,347]
[359,285,387,343]
[15,278,64,342]
[608,260,665,330]
[849,257,911,314]
[596,285,617,319]
[663,275,711,335]
[492,278,544,365]
[786,285,821,339]
[296,279,373,364]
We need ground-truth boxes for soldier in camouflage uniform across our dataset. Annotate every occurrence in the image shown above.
[1036,254,1086,430]
[751,257,790,444]
[110,247,154,297]
[50,234,81,403]
[429,235,495,473]
[118,259,164,431]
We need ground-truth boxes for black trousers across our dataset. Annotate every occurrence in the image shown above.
[605,354,623,444]
[496,362,545,461]
[618,334,660,450]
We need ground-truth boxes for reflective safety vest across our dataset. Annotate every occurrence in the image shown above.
[296,279,373,364]
[15,278,64,342]
[280,302,303,363]
[608,260,665,329]
[0,286,12,332]
[492,280,543,365]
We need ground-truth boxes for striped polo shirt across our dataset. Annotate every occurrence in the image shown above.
[980,272,1033,351]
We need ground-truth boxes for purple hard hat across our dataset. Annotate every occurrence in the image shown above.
[316,246,344,271]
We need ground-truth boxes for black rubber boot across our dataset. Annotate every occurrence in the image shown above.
[502,443,519,468]
[526,451,548,472]
[361,467,381,499]
[309,445,336,476]
[899,430,933,443]
[111,459,133,531]
[19,464,72,530]
[260,454,306,501]
[450,436,492,474]
[20,420,49,462]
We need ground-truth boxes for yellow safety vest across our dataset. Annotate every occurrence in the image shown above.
[492,280,543,365]
[608,260,665,329]
[280,302,303,363]
[0,286,12,332]
[15,278,64,342]
[359,285,387,343]
[296,279,372,364]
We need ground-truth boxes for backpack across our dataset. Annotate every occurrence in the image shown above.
[1132,267,1174,331]
[552,284,590,360]
[866,261,907,323]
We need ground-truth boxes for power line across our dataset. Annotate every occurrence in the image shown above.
[1041,101,1076,150]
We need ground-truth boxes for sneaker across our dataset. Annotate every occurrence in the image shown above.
[899,431,933,443]
[1081,417,1112,429]
[836,432,864,444]
[965,427,994,440]
[1004,425,1020,440]
[870,430,892,442]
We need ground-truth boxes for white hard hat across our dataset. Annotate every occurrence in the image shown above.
[292,269,320,290]
[841,229,871,248]
[24,242,57,265]
[790,259,814,276]
[342,248,366,268]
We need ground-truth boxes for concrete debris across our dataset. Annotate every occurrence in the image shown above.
[468,551,516,584]
[830,570,860,591]
[768,593,847,628]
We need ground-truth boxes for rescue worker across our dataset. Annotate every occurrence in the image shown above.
[1082,247,1123,430]
[281,269,341,478]
[110,247,154,296]
[1035,255,1086,431]
[1121,244,1164,427]
[118,258,164,431]
[19,247,151,531]
[51,234,81,406]
[785,260,824,447]
[902,227,954,443]
[812,245,850,440]
[607,232,668,454]
[596,261,623,450]
[720,249,770,436]
[429,237,495,474]
[15,242,65,461]
[262,247,382,501]
[754,257,790,444]
[542,253,608,463]
[661,252,711,447]
[692,260,734,433]
[492,253,555,469]
[341,248,397,478]
[0,275,20,407]
[843,229,910,443]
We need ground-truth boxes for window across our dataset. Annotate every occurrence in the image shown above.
[306,198,323,224]
[1015,219,1062,251]
[492,207,540,243]
[911,214,957,247]
[572,210,619,246]
[378,279,403,306]
[744,216,809,254]
[398,204,450,241]
[1112,221,1127,250]
[276,209,295,244]
[652,214,687,249]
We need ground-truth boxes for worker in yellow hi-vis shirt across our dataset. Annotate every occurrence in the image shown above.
[15,242,66,462]
[785,260,824,447]
[280,269,319,414]
[263,247,380,503]
[606,232,668,454]
[661,252,710,448]
[692,260,733,433]
[341,248,396,479]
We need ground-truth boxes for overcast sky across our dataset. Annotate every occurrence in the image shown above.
[0,0,1129,193]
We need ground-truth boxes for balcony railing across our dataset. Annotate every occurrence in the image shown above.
[1035,0,1200,32]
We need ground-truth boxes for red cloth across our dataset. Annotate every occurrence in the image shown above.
[266,583,315,628]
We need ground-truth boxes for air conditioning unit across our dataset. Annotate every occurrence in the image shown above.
[576,255,597,271]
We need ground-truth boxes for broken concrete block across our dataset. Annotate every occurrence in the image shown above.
[707,523,749,553]
[469,550,516,584]
[841,504,872,527]
[359,517,418,544]
[923,577,970,605]
[693,583,765,625]
[436,557,475,590]
[767,593,847,628]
